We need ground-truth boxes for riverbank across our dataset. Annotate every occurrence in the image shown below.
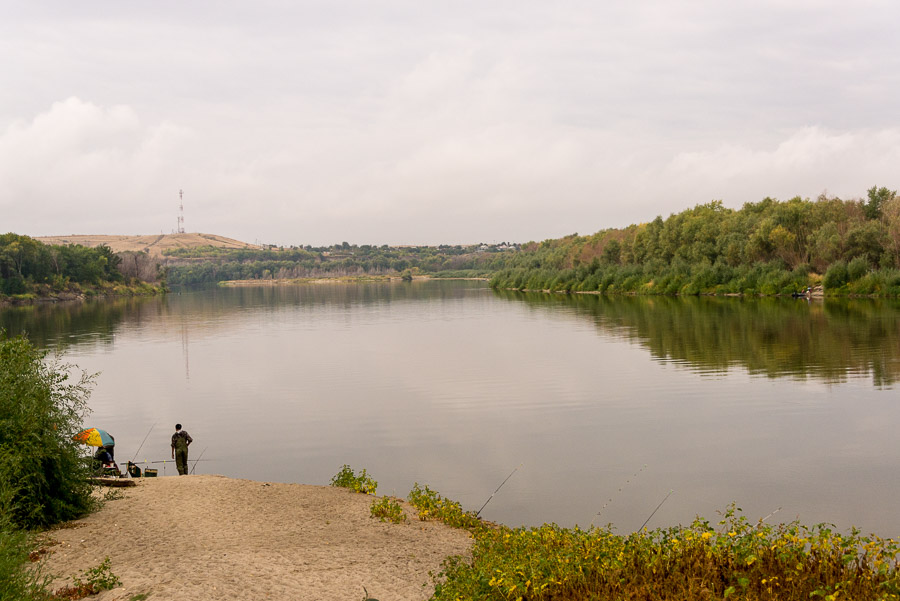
[39,475,472,601]
[0,282,165,308]
[218,274,489,286]
[503,284,827,298]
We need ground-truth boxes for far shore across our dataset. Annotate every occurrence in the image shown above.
[218,275,489,286]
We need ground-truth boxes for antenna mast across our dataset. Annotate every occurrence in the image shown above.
[177,189,185,234]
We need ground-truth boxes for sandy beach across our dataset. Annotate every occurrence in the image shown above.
[40,475,473,601]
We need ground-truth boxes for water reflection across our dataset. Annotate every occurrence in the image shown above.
[493,291,900,387]
[0,282,486,350]
[5,287,900,388]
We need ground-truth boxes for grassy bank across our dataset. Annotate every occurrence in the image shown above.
[1,280,166,307]
[489,260,900,297]
[430,510,900,601]
[333,467,900,601]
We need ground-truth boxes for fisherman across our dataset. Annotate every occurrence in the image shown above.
[171,423,193,475]
[93,446,120,476]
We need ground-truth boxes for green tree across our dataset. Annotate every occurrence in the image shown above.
[865,185,897,220]
[845,221,886,264]
[601,239,621,264]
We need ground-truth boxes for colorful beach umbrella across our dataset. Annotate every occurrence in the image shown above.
[73,427,115,448]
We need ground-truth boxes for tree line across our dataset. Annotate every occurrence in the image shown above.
[0,233,162,298]
[163,242,506,285]
[489,186,900,296]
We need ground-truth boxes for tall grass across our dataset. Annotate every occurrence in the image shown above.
[0,516,51,601]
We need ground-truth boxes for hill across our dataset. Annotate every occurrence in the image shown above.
[34,233,260,257]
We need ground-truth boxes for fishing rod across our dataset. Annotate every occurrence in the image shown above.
[476,463,522,517]
[761,506,782,523]
[130,422,157,464]
[592,464,648,527]
[640,489,674,531]
[126,459,213,465]
[190,446,208,474]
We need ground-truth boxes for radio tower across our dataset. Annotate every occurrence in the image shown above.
[177,189,185,234]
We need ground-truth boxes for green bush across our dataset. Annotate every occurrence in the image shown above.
[847,256,869,282]
[408,483,481,530]
[329,465,377,495]
[823,261,848,290]
[431,505,900,601]
[0,331,95,529]
[370,496,407,524]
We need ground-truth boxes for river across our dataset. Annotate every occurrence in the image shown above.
[3,280,899,535]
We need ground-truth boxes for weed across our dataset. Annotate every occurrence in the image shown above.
[407,483,481,530]
[0,520,52,601]
[329,465,377,495]
[101,487,126,502]
[429,501,900,601]
[370,496,407,524]
[55,557,121,600]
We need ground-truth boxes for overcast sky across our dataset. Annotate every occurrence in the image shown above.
[2,1,899,246]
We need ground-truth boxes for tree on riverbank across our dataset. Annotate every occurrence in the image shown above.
[1,233,163,300]
[489,187,900,296]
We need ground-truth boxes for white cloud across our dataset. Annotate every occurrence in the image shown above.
[663,127,900,209]
[0,98,194,234]
[2,3,899,244]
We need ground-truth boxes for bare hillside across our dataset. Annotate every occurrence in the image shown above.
[35,233,260,257]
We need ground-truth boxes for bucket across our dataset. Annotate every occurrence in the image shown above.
[126,462,142,478]
[144,468,158,477]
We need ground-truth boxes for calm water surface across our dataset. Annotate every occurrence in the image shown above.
[3,281,900,535]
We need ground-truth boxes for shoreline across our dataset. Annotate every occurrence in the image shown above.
[39,475,472,601]
[218,275,489,286]
[0,285,166,308]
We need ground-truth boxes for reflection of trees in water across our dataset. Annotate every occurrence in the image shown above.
[0,281,486,351]
[494,290,900,387]
[9,282,894,387]
[0,297,141,351]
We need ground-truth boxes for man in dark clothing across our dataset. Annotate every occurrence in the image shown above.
[93,446,120,476]
[171,423,193,475]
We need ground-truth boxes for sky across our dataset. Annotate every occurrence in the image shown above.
[2,1,899,246]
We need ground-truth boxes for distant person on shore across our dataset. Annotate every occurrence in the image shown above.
[171,423,193,475]
[93,446,120,476]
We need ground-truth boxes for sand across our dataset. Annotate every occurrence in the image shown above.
[40,475,473,601]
